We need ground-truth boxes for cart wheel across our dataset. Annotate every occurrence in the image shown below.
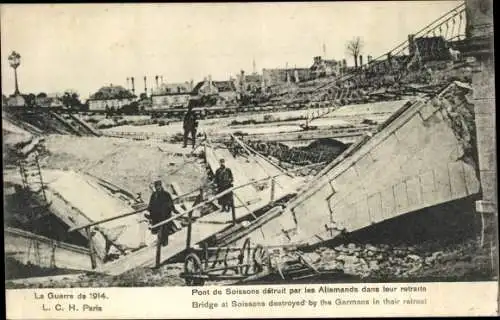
[252,244,269,273]
[238,238,252,275]
[184,253,205,286]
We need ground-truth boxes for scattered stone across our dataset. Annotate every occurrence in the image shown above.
[407,254,422,261]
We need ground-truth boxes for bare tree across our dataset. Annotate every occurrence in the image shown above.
[346,37,364,68]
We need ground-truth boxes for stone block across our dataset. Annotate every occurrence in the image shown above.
[393,181,409,212]
[479,170,497,202]
[354,152,375,178]
[419,100,440,121]
[333,166,359,192]
[369,133,400,163]
[420,169,437,206]
[475,200,497,214]
[476,129,497,172]
[448,161,468,198]
[472,72,495,99]
[367,192,383,224]
[405,175,422,208]
[473,99,496,115]
[394,115,427,154]
[380,185,396,220]
[474,113,496,129]
[434,164,452,202]
[463,162,481,195]
[351,198,370,230]
[331,199,346,221]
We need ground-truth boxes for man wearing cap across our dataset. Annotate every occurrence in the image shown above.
[146,180,177,247]
[183,105,198,149]
[214,159,234,212]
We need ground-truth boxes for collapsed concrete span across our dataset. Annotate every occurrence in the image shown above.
[5,227,94,272]
[228,81,480,247]
[4,169,153,270]
[3,107,100,136]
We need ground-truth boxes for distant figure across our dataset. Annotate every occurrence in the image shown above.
[105,104,110,118]
[214,159,234,212]
[449,47,461,62]
[183,105,198,149]
[146,180,177,247]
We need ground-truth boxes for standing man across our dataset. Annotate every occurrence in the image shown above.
[146,180,177,247]
[183,105,198,149]
[214,159,234,212]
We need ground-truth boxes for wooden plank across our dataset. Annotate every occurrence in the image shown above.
[98,221,230,275]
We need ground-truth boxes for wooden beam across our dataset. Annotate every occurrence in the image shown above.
[68,206,148,232]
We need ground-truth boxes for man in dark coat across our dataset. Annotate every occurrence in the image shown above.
[214,159,234,212]
[146,180,177,247]
[183,105,198,149]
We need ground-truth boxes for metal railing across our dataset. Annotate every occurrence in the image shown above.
[68,171,289,269]
[288,2,467,100]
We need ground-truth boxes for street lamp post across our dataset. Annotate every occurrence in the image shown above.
[8,51,21,95]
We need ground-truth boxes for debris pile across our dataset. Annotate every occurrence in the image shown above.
[296,237,494,282]
[304,244,452,279]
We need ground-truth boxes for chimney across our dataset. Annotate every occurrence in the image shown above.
[240,70,245,91]
[208,75,213,94]
[342,59,347,68]
[408,34,415,56]
[155,75,159,89]
[359,55,363,67]
[144,76,147,96]
[126,77,130,90]
[131,77,135,94]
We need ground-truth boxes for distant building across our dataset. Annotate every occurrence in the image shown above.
[35,93,64,108]
[6,94,26,107]
[236,71,263,94]
[151,82,193,109]
[87,85,136,111]
[408,35,450,62]
[310,56,342,78]
[193,76,238,104]
[213,80,238,103]
[262,67,312,87]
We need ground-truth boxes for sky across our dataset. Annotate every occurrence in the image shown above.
[1,1,460,100]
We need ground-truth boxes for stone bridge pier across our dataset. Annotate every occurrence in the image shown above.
[466,0,496,272]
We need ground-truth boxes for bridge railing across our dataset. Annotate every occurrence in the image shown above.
[293,2,467,100]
